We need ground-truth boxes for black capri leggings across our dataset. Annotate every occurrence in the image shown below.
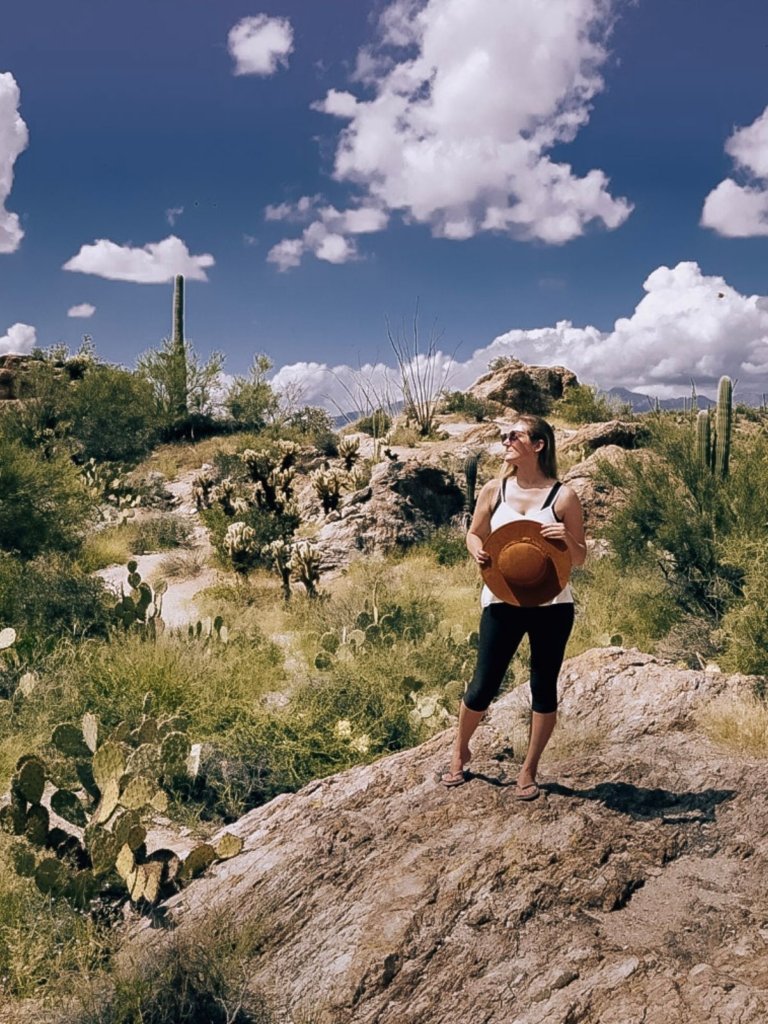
[464,602,575,714]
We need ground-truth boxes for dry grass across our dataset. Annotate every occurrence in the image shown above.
[133,431,262,481]
[79,525,136,571]
[155,548,209,581]
[697,693,768,757]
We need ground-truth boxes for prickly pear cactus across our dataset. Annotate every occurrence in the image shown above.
[2,706,243,909]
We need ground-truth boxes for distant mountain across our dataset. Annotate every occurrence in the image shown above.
[604,386,767,412]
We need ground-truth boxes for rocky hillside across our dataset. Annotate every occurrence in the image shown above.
[122,649,768,1024]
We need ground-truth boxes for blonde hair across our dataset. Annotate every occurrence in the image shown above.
[500,415,558,480]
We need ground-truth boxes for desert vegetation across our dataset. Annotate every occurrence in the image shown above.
[1,284,767,1018]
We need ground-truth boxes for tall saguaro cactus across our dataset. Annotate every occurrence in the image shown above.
[695,375,733,479]
[171,274,188,419]
[713,375,732,478]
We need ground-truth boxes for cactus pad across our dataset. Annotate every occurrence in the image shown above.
[115,843,135,881]
[65,869,98,909]
[0,801,26,835]
[160,731,188,768]
[348,629,366,648]
[35,857,70,896]
[150,790,169,813]
[93,778,120,824]
[127,743,161,776]
[111,809,140,847]
[52,723,91,759]
[182,843,216,880]
[76,761,100,800]
[13,758,45,805]
[25,804,50,846]
[314,652,333,671]
[141,861,164,903]
[92,741,126,789]
[88,829,119,876]
[51,789,88,827]
[158,715,188,738]
[17,672,38,697]
[0,626,16,650]
[215,833,244,860]
[120,775,156,810]
[82,712,99,753]
[137,717,159,745]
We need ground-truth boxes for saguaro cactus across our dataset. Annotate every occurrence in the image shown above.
[695,375,733,479]
[171,274,188,419]
[463,452,479,525]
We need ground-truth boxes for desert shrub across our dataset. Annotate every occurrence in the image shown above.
[717,539,768,675]
[71,918,272,1024]
[552,384,620,424]
[202,504,297,571]
[387,423,421,446]
[0,553,111,661]
[697,694,768,756]
[355,408,391,437]
[67,365,159,462]
[0,435,94,557]
[0,834,113,1001]
[224,353,279,430]
[423,525,469,566]
[128,515,193,555]
[440,390,493,421]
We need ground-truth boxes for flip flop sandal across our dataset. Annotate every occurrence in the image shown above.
[439,768,468,788]
[513,781,540,801]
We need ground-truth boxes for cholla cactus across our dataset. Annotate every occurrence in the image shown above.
[311,467,344,514]
[192,469,215,510]
[212,478,238,516]
[242,445,298,513]
[290,541,321,598]
[265,538,292,600]
[224,521,259,575]
[347,462,372,491]
[337,436,360,471]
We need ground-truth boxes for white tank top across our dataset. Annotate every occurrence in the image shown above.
[480,478,574,608]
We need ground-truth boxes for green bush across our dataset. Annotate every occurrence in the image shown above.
[128,515,192,555]
[0,436,93,558]
[440,390,493,421]
[552,384,621,424]
[355,408,391,437]
[718,540,768,675]
[67,365,159,462]
[422,525,469,566]
[0,553,111,661]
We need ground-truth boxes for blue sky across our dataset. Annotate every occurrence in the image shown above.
[2,0,768,405]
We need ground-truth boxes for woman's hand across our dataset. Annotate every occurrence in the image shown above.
[540,523,567,542]
[472,548,491,567]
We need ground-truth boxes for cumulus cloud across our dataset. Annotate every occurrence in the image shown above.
[269,263,768,408]
[165,206,184,226]
[0,72,29,254]
[0,322,36,355]
[267,199,389,270]
[228,15,294,76]
[67,303,95,318]
[311,0,631,246]
[702,106,768,237]
[62,235,214,283]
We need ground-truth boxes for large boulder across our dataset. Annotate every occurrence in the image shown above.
[126,648,768,1024]
[313,459,464,571]
[559,419,649,454]
[468,358,579,414]
[562,444,650,532]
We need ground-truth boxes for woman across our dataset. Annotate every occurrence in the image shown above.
[441,415,587,798]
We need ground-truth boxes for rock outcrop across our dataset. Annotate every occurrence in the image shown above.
[312,459,464,571]
[127,649,768,1024]
[562,444,645,532]
[559,419,649,454]
[468,359,579,414]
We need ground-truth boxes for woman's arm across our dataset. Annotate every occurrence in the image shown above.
[540,484,587,566]
[466,479,499,566]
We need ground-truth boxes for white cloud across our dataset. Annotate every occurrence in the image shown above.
[228,15,294,76]
[266,199,389,270]
[62,235,214,283]
[310,0,631,245]
[0,322,36,355]
[267,238,305,272]
[702,106,768,237]
[264,195,319,221]
[0,72,29,254]
[67,303,96,318]
[269,262,768,407]
[165,206,184,226]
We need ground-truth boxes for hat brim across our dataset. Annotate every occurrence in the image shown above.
[481,520,572,607]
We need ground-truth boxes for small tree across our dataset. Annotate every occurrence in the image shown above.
[225,354,278,429]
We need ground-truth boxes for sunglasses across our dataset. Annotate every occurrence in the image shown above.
[501,430,529,443]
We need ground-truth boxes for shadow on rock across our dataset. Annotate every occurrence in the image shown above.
[543,780,735,823]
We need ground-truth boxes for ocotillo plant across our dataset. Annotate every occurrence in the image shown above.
[695,375,733,479]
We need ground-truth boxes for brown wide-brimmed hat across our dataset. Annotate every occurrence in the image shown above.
[481,520,572,607]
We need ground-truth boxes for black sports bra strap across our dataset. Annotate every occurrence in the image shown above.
[491,477,506,515]
[540,481,562,509]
